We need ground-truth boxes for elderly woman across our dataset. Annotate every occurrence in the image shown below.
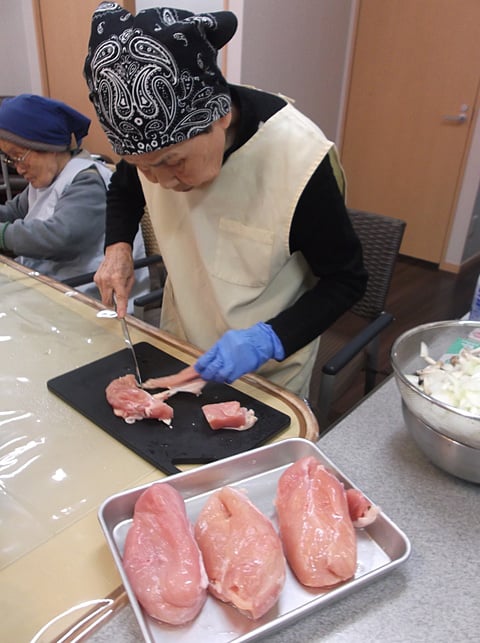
[0,94,148,305]
[84,4,367,397]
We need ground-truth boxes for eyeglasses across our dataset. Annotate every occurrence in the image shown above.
[1,149,32,167]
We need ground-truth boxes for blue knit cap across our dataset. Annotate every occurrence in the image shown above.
[0,94,91,152]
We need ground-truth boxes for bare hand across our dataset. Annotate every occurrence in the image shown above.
[94,242,135,318]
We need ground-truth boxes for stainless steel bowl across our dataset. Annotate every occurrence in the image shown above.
[401,403,480,483]
[391,320,480,483]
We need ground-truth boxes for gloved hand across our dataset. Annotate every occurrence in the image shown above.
[194,322,285,384]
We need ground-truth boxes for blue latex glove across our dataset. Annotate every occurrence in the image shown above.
[194,322,285,384]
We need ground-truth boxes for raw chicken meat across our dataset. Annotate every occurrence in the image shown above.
[346,488,380,528]
[275,456,357,588]
[194,486,286,620]
[202,401,258,430]
[105,374,174,424]
[143,365,206,397]
[123,482,208,625]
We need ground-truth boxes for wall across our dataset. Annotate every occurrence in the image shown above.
[136,0,223,11]
[135,0,227,70]
[463,186,480,261]
[139,0,353,142]
[237,0,353,141]
[0,0,41,95]
[444,109,480,266]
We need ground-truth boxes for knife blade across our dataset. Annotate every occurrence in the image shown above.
[113,295,142,385]
[119,316,143,386]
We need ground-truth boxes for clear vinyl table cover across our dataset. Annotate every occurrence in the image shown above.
[0,267,157,570]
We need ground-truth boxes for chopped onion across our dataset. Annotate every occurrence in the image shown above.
[414,343,480,414]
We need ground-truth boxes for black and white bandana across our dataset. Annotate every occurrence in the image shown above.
[84,3,237,156]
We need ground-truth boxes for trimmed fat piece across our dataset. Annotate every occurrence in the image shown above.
[123,483,208,625]
[105,374,174,424]
[202,401,258,430]
[275,456,357,588]
[194,486,286,620]
[346,488,380,528]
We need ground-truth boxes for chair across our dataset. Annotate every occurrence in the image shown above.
[0,156,33,202]
[63,155,167,320]
[308,208,406,429]
[61,207,166,321]
[0,155,11,200]
[89,158,166,319]
[133,208,166,320]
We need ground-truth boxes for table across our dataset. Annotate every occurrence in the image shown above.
[0,257,318,642]
[88,377,479,643]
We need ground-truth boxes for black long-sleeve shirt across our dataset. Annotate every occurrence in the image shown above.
[105,84,367,357]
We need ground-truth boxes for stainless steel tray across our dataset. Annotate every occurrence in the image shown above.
[98,438,411,642]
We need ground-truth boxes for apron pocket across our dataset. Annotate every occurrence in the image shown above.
[213,217,274,287]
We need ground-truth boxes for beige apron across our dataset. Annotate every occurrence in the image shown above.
[140,102,339,397]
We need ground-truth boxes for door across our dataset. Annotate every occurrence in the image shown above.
[340,0,480,263]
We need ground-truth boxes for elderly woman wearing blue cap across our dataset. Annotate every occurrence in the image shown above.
[0,93,148,305]
[84,4,367,397]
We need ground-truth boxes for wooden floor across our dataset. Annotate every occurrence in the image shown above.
[326,254,480,423]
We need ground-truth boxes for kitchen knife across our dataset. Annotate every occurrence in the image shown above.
[113,295,142,386]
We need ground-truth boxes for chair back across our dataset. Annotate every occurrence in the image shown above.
[309,209,406,427]
[348,209,406,319]
[139,207,166,295]
[0,156,12,201]
[140,207,161,256]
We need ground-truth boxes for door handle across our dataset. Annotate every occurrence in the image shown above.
[443,113,467,123]
[443,104,469,123]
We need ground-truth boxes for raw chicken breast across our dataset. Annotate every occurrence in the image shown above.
[123,483,208,625]
[105,374,174,424]
[202,401,258,430]
[194,486,286,620]
[143,365,206,397]
[275,456,357,588]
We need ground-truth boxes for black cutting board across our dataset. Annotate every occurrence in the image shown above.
[47,342,291,476]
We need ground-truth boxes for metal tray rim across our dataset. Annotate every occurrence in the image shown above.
[98,438,411,642]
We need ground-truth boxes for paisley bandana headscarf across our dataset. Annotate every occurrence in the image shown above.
[84,3,237,156]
